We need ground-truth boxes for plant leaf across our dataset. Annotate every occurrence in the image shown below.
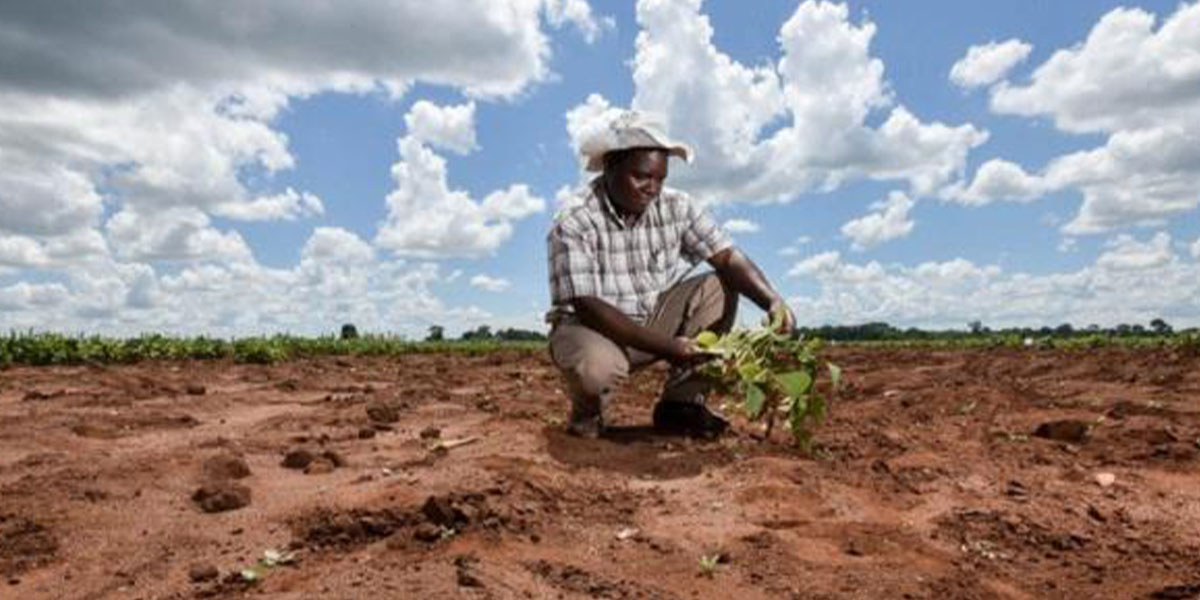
[695,331,720,348]
[775,370,812,399]
[828,363,842,390]
[744,383,766,419]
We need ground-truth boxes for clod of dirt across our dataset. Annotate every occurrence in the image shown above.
[0,515,58,576]
[357,427,376,439]
[365,401,399,424]
[420,426,442,440]
[21,390,63,402]
[188,564,219,583]
[1033,419,1091,443]
[454,555,484,588]
[192,483,251,513]
[281,449,315,470]
[296,507,412,548]
[1152,583,1200,600]
[185,384,207,396]
[421,495,465,528]
[202,453,251,480]
[305,458,336,475]
[413,523,442,542]
[322,450,347,467]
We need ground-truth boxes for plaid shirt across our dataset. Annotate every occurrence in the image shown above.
[547,178,732,323]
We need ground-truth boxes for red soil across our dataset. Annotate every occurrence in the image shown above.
[1,346,1199,599]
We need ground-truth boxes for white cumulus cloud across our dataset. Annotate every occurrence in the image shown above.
[404,100,479,155]
[1095,232,1174,271]
[841,191,915,251]
[567,0,988,204]
[949,39,1033,89]
[214,188,324,222]
[376,136,545,258]
[470,274,512,292]
[975,3,1200,234]
[786,240,1198,328]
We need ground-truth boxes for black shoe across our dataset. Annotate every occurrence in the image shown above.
[566,414,603,439]
[652,401,728,439]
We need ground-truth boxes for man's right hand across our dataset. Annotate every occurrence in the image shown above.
[667,336,708,365]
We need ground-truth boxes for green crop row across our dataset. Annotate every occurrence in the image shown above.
[834,331,1200,351]
[0,331,545,368]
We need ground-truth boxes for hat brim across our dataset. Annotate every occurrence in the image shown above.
[584,144,691,172]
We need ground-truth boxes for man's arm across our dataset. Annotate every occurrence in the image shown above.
[707,247,795,332]
[571,296,698,363]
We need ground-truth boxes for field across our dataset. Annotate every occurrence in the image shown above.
[2,344,1200,599]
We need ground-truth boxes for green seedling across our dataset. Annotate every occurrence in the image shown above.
[239,548,298,583]
[696,314,841,450]
[697,554,721,577]
[439,525,458,541]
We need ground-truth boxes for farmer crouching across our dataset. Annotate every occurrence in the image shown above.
[546,110,794,439]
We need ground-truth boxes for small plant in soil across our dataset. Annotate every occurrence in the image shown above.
[239,548,298,583]
[697,554,721,578]
[696,316,841,450]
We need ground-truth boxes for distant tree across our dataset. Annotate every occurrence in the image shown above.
[426,325,445,342]
[1054,323,1074,337]
[495,328,548,341]
[460,325,493,341]
[340,323,359,340]
[1150,318,1173,335]
[968,320,985,335]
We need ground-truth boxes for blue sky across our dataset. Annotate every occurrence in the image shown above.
[1,0,1198,336]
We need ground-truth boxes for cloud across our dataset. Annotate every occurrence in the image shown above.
[376,135,545,258]
[1095,232,1173,271]
[0,228,499,336]
[944,159,1045,206]
[973,2,1200,234]
[404,100,479,155]
[470,274,512,292]
[213,188,324,221]
[786,237,1199,327]
[1193,238,1200,261]
[567,0,987,204]
[105,207,254,263]
[0,0,598,273]
[722,219,760,234]
[543,0,615,43]
[0,282,69,312]
[0,1,604,101]
[949,39,1033,89]
[841,191,915,250]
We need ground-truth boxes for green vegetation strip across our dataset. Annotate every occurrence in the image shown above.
[0,332,545,367]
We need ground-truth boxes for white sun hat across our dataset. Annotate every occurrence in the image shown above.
[580,110,692,172]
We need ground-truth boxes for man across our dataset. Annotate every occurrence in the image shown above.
[547,111,794,439]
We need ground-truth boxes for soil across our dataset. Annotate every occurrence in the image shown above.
[1,347,1199,598]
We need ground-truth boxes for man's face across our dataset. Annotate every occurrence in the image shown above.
[605,149,668,218]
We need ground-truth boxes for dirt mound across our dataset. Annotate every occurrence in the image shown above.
[525,559,678,599]
[191,482,251,513]
[201,453,251,480]
[0,515,58,577]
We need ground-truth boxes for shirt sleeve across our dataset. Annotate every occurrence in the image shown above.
[679,195,733,265]
[547,220,600,305]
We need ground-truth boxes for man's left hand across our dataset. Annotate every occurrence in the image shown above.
[765,298,795,335]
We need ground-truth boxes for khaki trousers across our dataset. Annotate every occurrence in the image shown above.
[548,273,737,426]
